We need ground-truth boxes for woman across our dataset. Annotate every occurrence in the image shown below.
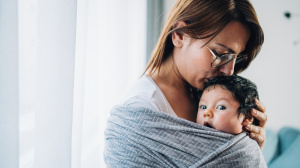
[105,0,267,167]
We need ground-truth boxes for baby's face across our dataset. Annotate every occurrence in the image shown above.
[196,85,245,134]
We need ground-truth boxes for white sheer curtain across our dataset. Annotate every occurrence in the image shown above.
[0,0,146,167]
[73,0,146,167]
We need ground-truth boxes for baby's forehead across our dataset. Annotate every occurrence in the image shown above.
[203,84,228,92]
[201,84,239,102]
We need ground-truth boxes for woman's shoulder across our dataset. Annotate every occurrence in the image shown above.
[118,76,158,109]
[118,76,175,115]
[119,76,156,100]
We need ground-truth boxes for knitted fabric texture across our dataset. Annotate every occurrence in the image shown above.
[104,105,267,168]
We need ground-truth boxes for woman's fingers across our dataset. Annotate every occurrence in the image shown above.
[255,98,266,113]
[243,99,267,149]
[253,99,267,127]
[245,124,266,149]
[251,109,267,127]
[245,123,261,134]
[249,132,265,148]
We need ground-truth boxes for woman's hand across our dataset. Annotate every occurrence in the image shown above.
[243,98,267,149]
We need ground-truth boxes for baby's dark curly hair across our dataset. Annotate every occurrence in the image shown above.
[199,75,259,126]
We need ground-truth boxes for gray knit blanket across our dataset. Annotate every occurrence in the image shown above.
[104,105,267,168]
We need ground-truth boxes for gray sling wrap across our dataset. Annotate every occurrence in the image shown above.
[104,105,267,168]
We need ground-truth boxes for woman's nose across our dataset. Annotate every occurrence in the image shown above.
[219,59,235,76]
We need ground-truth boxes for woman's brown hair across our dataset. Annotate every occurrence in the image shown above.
[143,0,264,75]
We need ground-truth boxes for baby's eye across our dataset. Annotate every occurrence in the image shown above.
[200,105,207,110]
[217,105,226,110]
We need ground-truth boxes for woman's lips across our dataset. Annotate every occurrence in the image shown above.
[206,77,217,82]
[203,77,214,84]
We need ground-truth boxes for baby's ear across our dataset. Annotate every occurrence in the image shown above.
[242,116,254,125]
[248,116,254,123]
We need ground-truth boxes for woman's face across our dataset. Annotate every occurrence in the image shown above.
[173,21,250,90]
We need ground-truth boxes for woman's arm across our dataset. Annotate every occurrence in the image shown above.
[243,98,267,149]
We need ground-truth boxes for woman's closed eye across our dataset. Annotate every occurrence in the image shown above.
[213,49,231,57]
[216,105,226,110]
[212,49,221,56]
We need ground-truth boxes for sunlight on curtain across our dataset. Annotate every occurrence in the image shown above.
[73,0,147,167]
[0,0,146,167]
[18,0,37,167]
[1,0,77,167]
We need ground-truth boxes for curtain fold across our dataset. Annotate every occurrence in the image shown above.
[34,0,77,167]
[1,0,77,167]
[146,0,164,62]
[18,0,37,167]
[0,0,146,167]
[74,0,147,167]
[0,0,19,167]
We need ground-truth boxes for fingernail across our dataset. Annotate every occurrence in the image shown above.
[252,110,257,115]
[246,124,251,129]
[251,133,256,138]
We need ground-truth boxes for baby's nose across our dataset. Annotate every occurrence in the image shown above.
[203,110,213,118]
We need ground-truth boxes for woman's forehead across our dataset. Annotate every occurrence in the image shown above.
[210,21,250,54]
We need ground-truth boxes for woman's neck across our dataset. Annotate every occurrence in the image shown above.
[151,54,187,90]
[150,54,198,122]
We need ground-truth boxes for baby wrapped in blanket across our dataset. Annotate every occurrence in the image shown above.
[104,75,267,167]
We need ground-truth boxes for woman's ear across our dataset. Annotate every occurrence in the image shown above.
[172,21,188,47]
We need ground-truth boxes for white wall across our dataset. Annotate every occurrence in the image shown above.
[163,0,300,131]
[241,0,300,131]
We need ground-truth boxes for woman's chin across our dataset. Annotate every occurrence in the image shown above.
[196,83,204,90]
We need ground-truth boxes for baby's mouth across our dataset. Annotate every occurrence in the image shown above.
[204,121,213,129]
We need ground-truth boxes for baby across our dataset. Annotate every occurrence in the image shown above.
[196,75,259,134]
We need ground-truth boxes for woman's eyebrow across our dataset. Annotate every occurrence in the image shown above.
[216,43,236,54]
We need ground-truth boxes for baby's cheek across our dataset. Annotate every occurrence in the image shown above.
[231,121,244,134]
[196,111,202,124]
